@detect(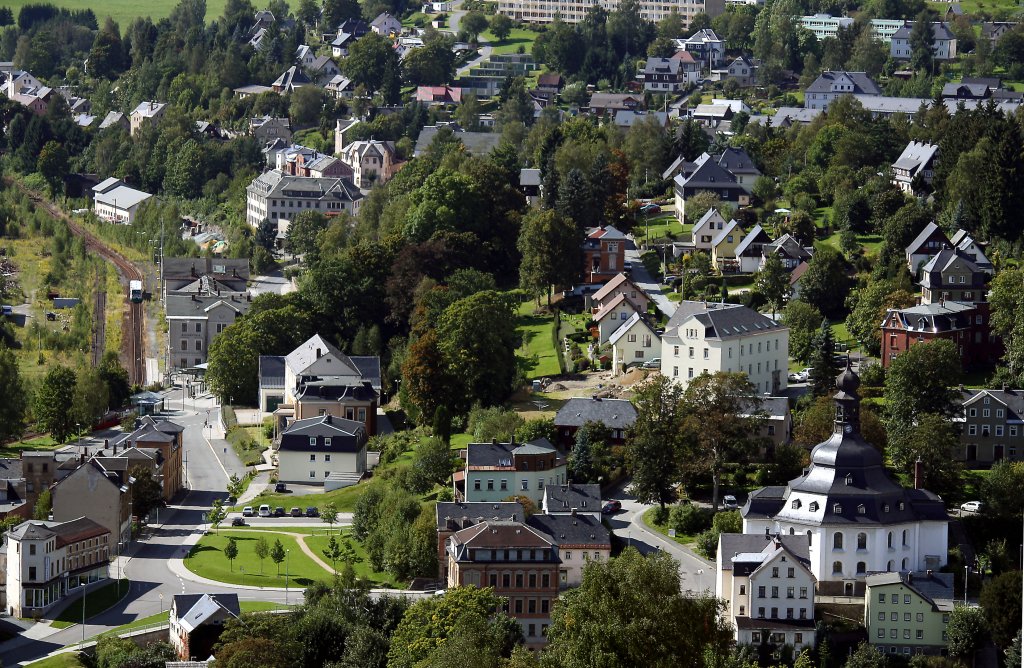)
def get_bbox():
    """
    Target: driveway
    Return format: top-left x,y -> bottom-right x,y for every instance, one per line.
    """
625,238 -> 676,319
